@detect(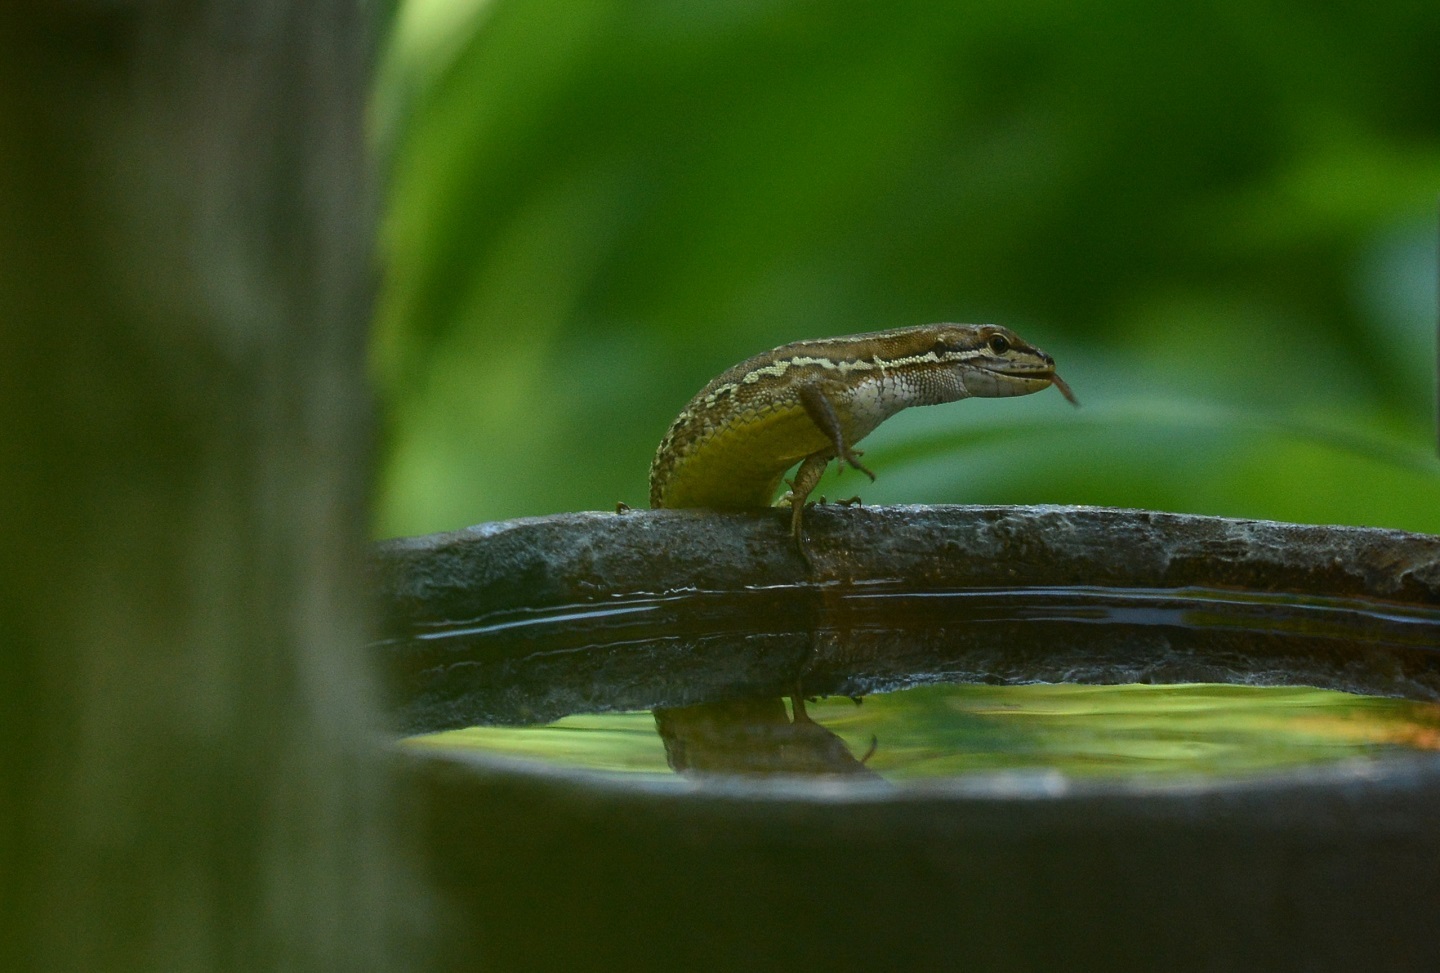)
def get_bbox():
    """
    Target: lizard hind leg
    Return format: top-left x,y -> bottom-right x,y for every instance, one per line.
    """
785,452 -> 832,543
